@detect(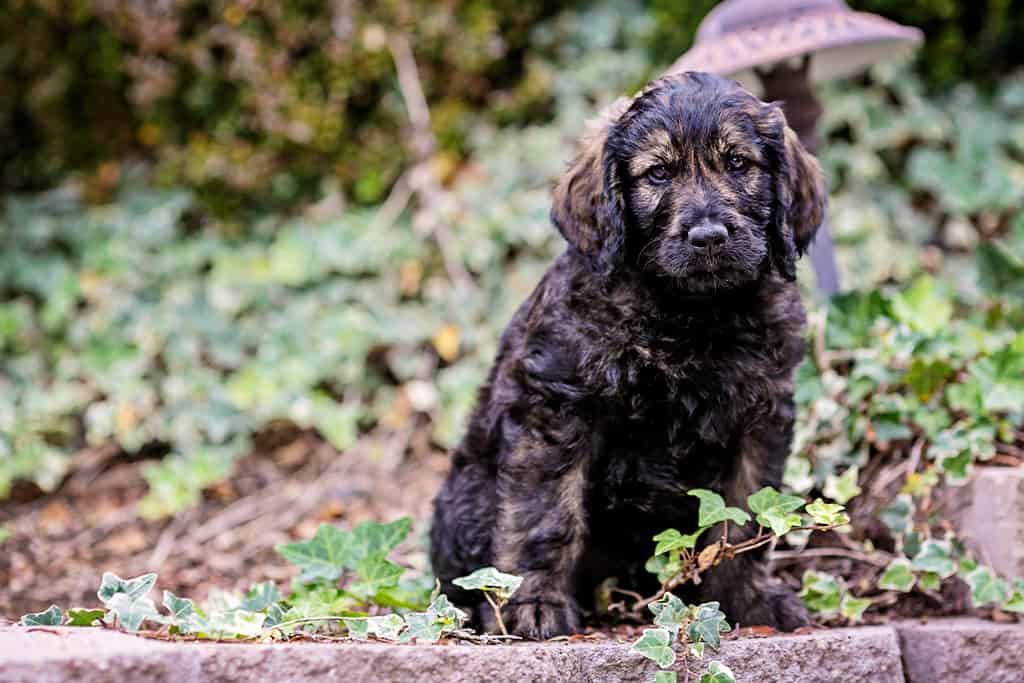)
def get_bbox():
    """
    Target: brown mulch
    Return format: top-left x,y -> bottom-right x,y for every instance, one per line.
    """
0,426 -> 448,619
